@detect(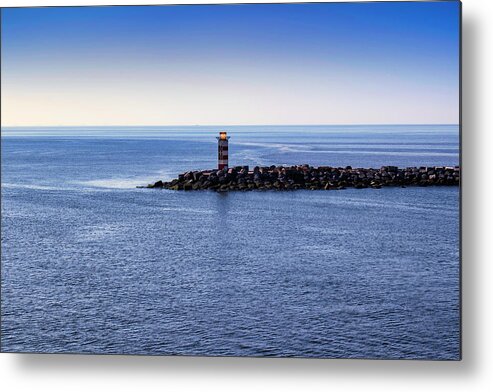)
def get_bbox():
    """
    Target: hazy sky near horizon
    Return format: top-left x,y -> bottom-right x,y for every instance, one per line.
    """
1,2 -> 460,127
